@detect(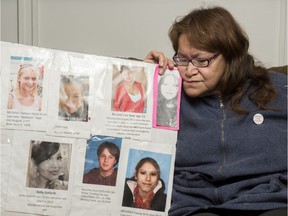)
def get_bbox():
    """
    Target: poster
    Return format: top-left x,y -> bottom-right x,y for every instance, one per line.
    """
45,51 -> 108,139
91,58 -> 155,141
0,41 -> 180,216
5,131 -> 76,216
